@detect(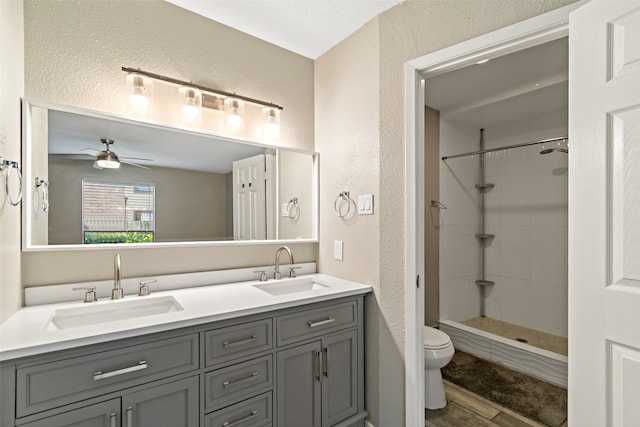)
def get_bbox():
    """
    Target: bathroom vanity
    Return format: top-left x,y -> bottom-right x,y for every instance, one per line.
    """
0,274 -> 370,427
